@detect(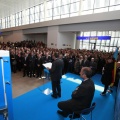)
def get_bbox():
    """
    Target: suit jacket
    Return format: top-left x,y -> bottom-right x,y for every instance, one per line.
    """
66,79 -> 95,111
28,55 -> 36,68
43,56 -> 52,63
22,56 -> 29,67
49,58 -> 64,81
36,57 -> 43,68
89,61 -> 97,71
82,60 -> 90,67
